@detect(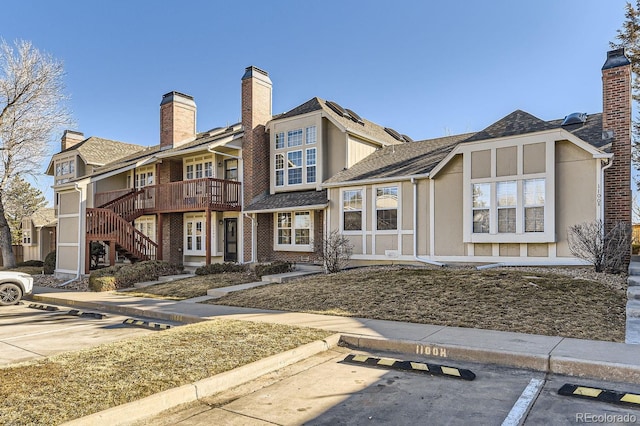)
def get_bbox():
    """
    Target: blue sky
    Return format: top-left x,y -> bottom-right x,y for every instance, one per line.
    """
1,0 -> 631,199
